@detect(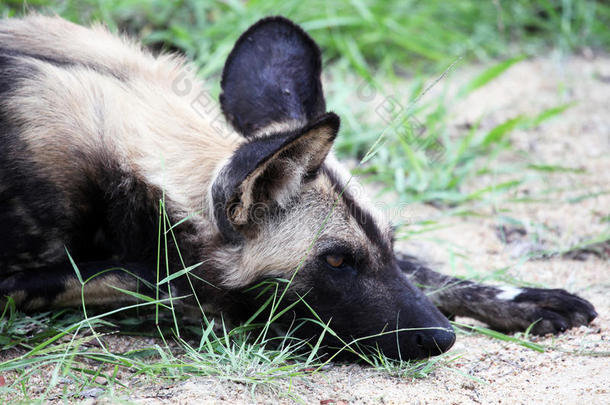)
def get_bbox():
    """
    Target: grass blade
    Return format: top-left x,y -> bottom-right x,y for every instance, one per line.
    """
458,56 -> 526,98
